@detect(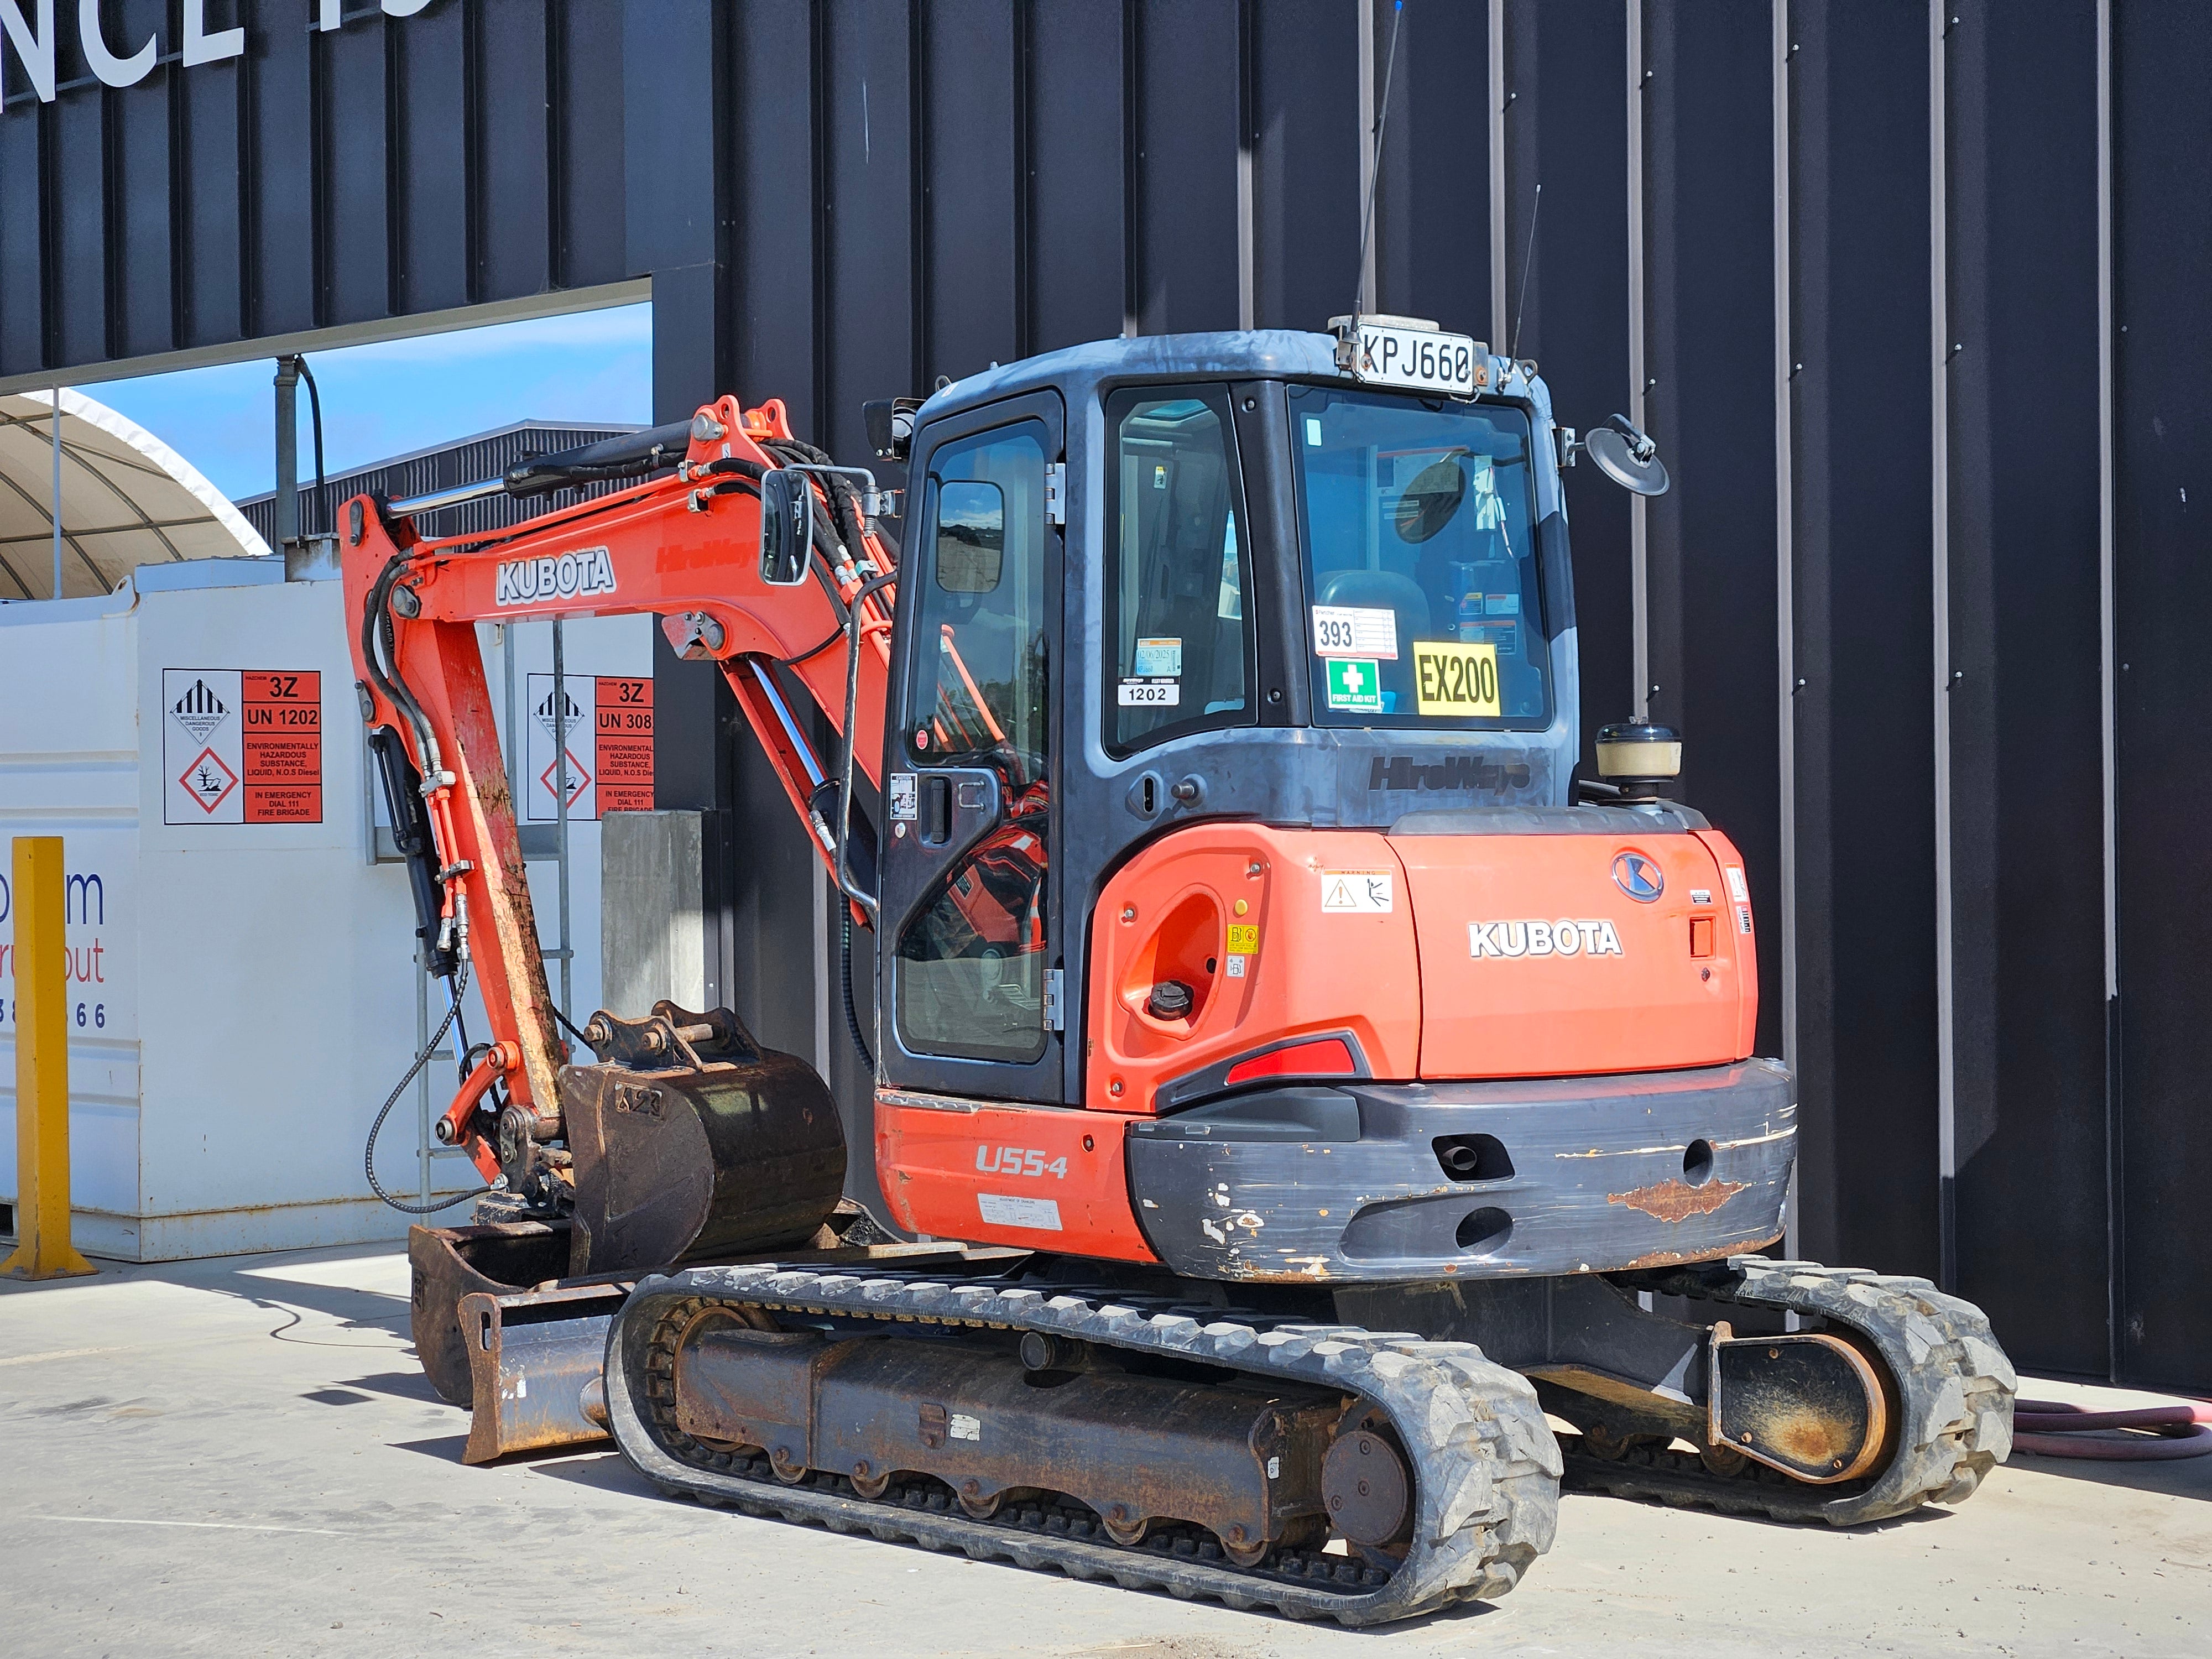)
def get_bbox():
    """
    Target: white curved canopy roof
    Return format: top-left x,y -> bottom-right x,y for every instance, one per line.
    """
0,389 -> 270,602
